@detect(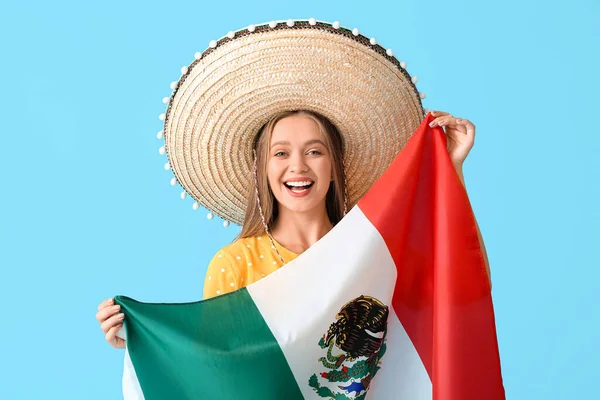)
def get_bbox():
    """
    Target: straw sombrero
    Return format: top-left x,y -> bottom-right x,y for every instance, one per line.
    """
158,19 -> 427,226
